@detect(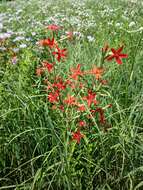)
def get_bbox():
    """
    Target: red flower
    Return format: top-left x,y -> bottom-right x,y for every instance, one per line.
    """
106,46 -> 128,64
78,121 -> 86,127
77,104 -> 86,112
52,47 -> 67,62
65,79 -> 76,89
70,64 -> 83,80
42,61 -> 54,72
36,68 -> 44,76
38,37 -> 57,48
53,78 -> 66,91
44,80 -> 53,91
100,79 -> 108,85
47,91 -> 59,103
72,130 -> 84,144
83,90 -> 97,107
59,105 -> 64,111
47,24 -> 61,31
64,95 -> 76,106
86,66 -> 104,80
